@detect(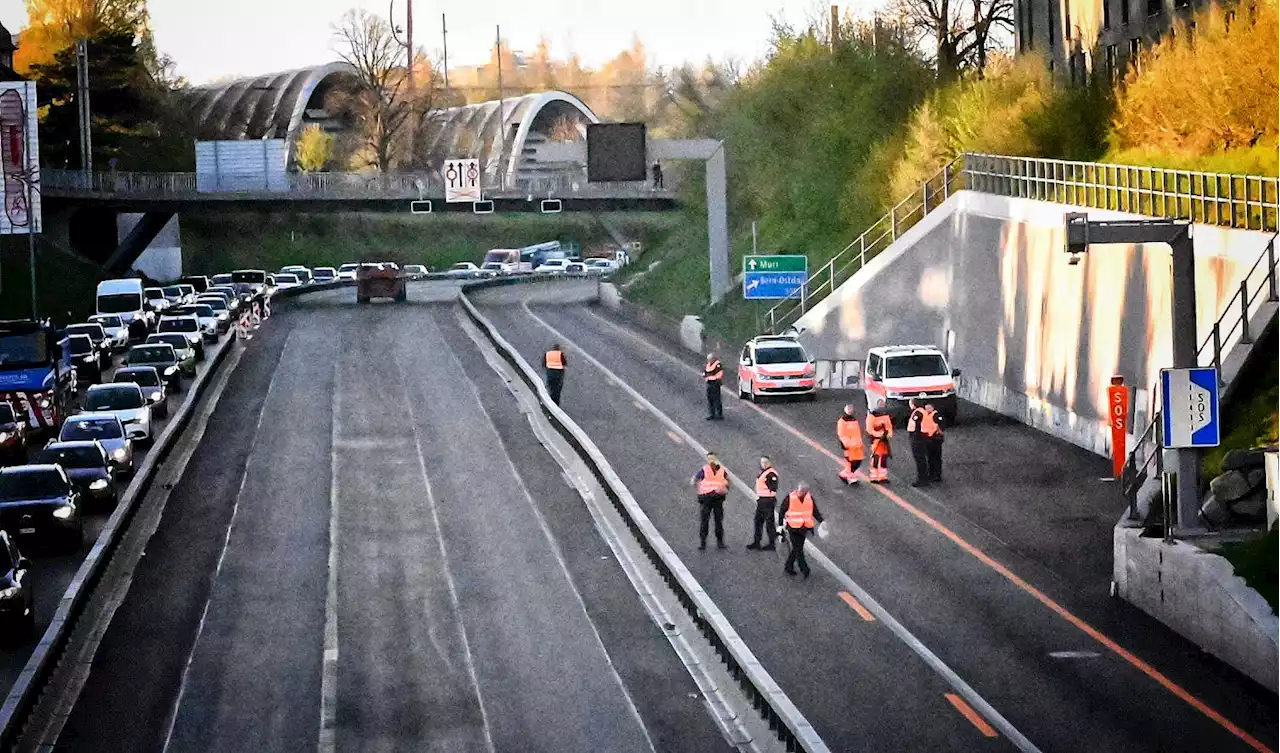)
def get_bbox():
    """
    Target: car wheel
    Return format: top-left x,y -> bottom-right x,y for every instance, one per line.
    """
746,381 -> 757,403
805,392 -> 817,402
737,380 -> 748,400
